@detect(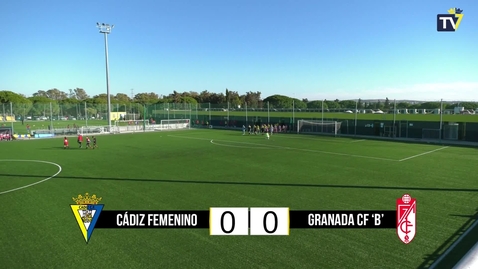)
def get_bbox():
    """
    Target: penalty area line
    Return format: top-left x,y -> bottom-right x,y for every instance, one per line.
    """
210,140 -> 274,149
0,159 -> 62,195
170,134 -> 397,161
398,146 -> 449,162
